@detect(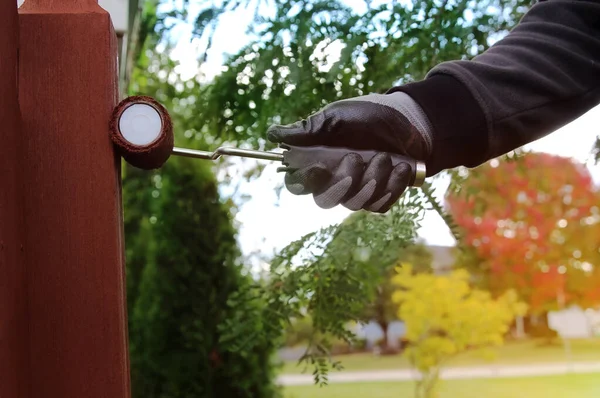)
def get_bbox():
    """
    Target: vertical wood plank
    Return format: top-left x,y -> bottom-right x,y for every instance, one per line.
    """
18,1 -> 131,397
0,0 -> 28,397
